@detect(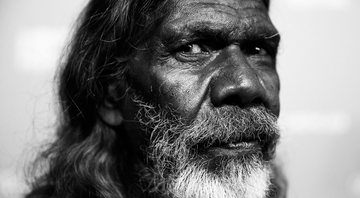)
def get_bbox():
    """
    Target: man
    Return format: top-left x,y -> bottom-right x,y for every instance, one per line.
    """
27,0 -> 286,197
